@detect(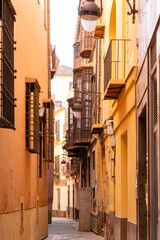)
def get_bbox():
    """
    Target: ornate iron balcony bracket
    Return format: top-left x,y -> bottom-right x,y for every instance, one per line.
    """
126,0 -> 138,24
